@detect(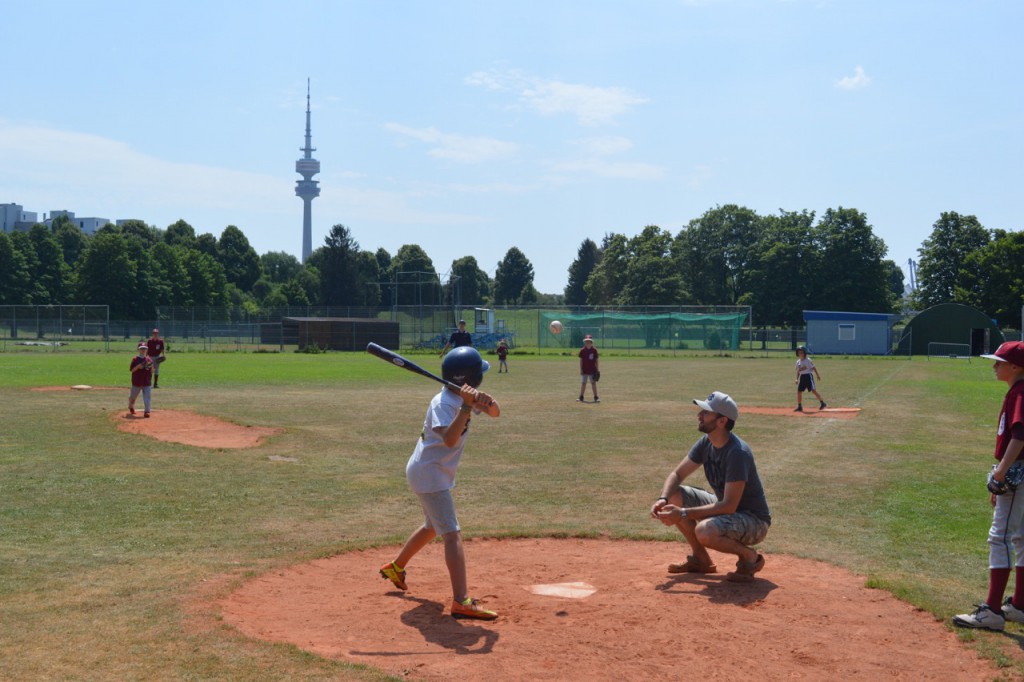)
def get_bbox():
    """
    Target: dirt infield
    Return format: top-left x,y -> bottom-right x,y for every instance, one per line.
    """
745,406 -> 861,419
114,409 -> 283,449
212,538 -> 995,681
